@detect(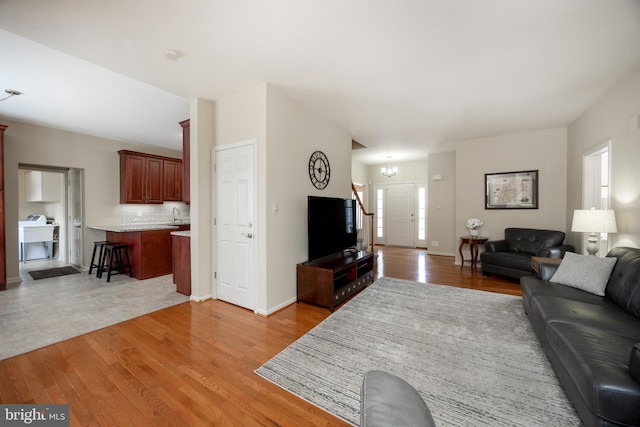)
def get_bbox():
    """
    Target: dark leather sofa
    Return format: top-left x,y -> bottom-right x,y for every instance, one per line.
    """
521,247 -> 640,426
480,228 -> 574,279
